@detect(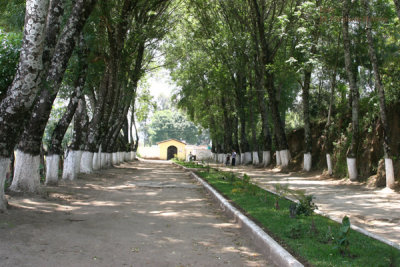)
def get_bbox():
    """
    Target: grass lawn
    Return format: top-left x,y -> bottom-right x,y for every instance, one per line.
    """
175,161 -> 400,267
172,159 -> 207,169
